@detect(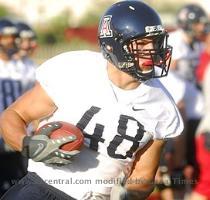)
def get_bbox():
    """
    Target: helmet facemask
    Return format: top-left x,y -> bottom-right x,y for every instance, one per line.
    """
117,33 -> 172,82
